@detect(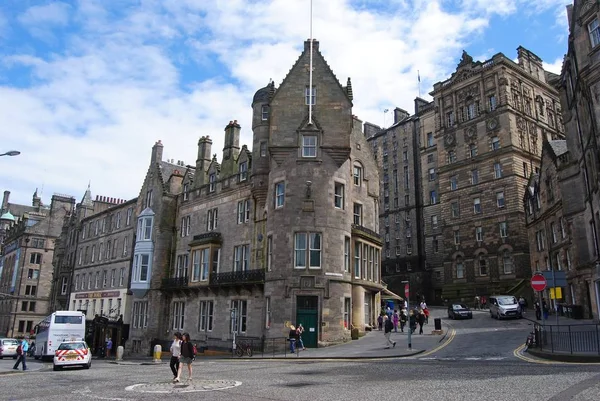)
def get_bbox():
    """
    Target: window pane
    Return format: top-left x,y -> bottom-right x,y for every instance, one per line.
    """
295,233 -> 306,267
